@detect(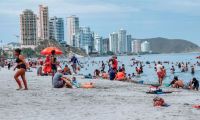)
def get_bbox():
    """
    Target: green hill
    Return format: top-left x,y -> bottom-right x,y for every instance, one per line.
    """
136,37 -> 200,53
